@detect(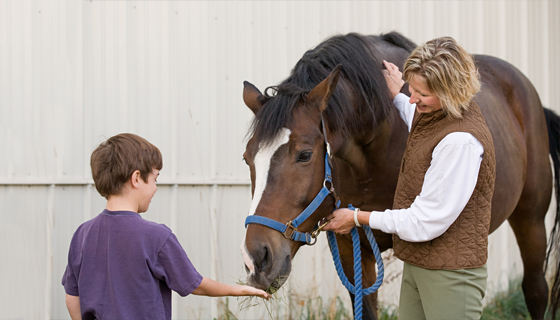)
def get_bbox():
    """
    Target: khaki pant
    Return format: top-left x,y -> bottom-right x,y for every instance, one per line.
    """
399,262 -> 487,320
